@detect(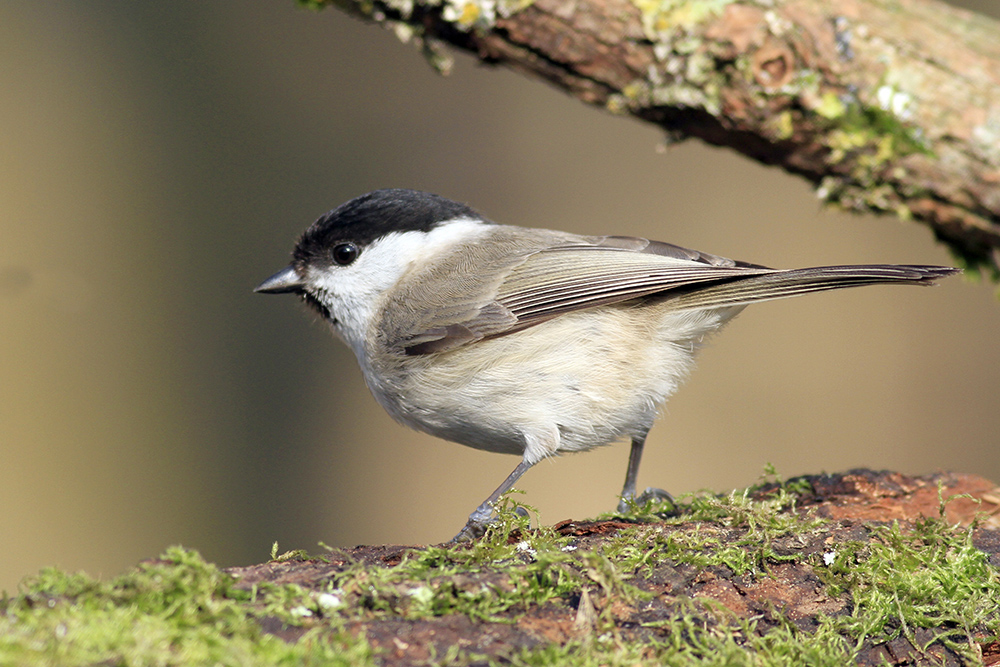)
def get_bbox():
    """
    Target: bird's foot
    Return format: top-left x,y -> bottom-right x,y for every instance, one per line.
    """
449,503 -> 529,543
617,487 -> 675,514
